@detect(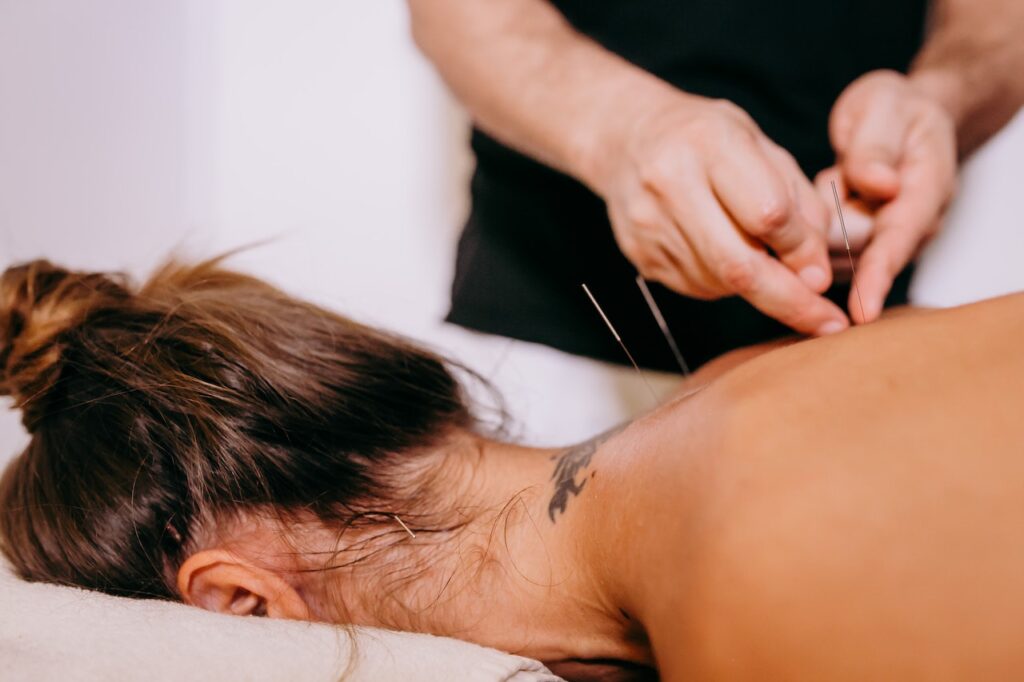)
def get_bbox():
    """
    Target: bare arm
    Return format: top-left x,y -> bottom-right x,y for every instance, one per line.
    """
408,0 -> 847,337
820,0 -> 1024,325
408,0 -> 662,184
911,0 -> 1024,155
